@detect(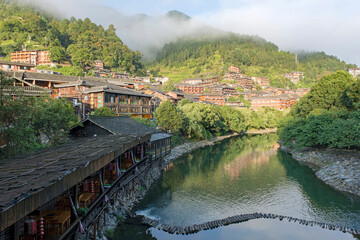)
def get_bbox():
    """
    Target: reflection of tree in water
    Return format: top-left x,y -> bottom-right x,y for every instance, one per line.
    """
278,151 -> 360,228
112,223 -> 157,240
